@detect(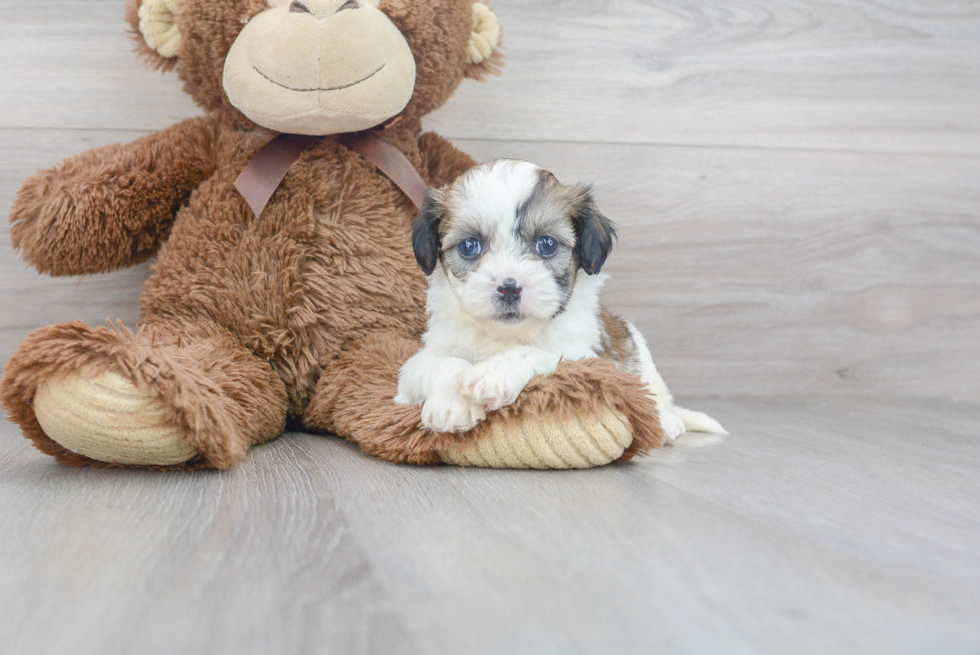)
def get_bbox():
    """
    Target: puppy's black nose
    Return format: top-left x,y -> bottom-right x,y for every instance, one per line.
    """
496,279 -> 522,304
